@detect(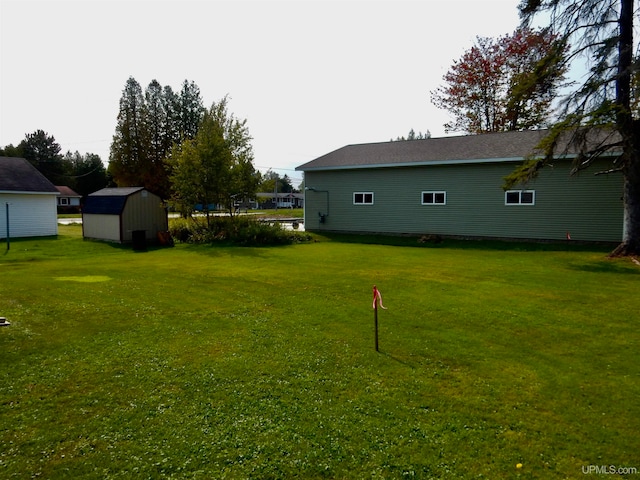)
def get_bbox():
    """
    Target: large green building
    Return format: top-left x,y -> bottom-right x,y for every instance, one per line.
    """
296,130 -> 623,243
